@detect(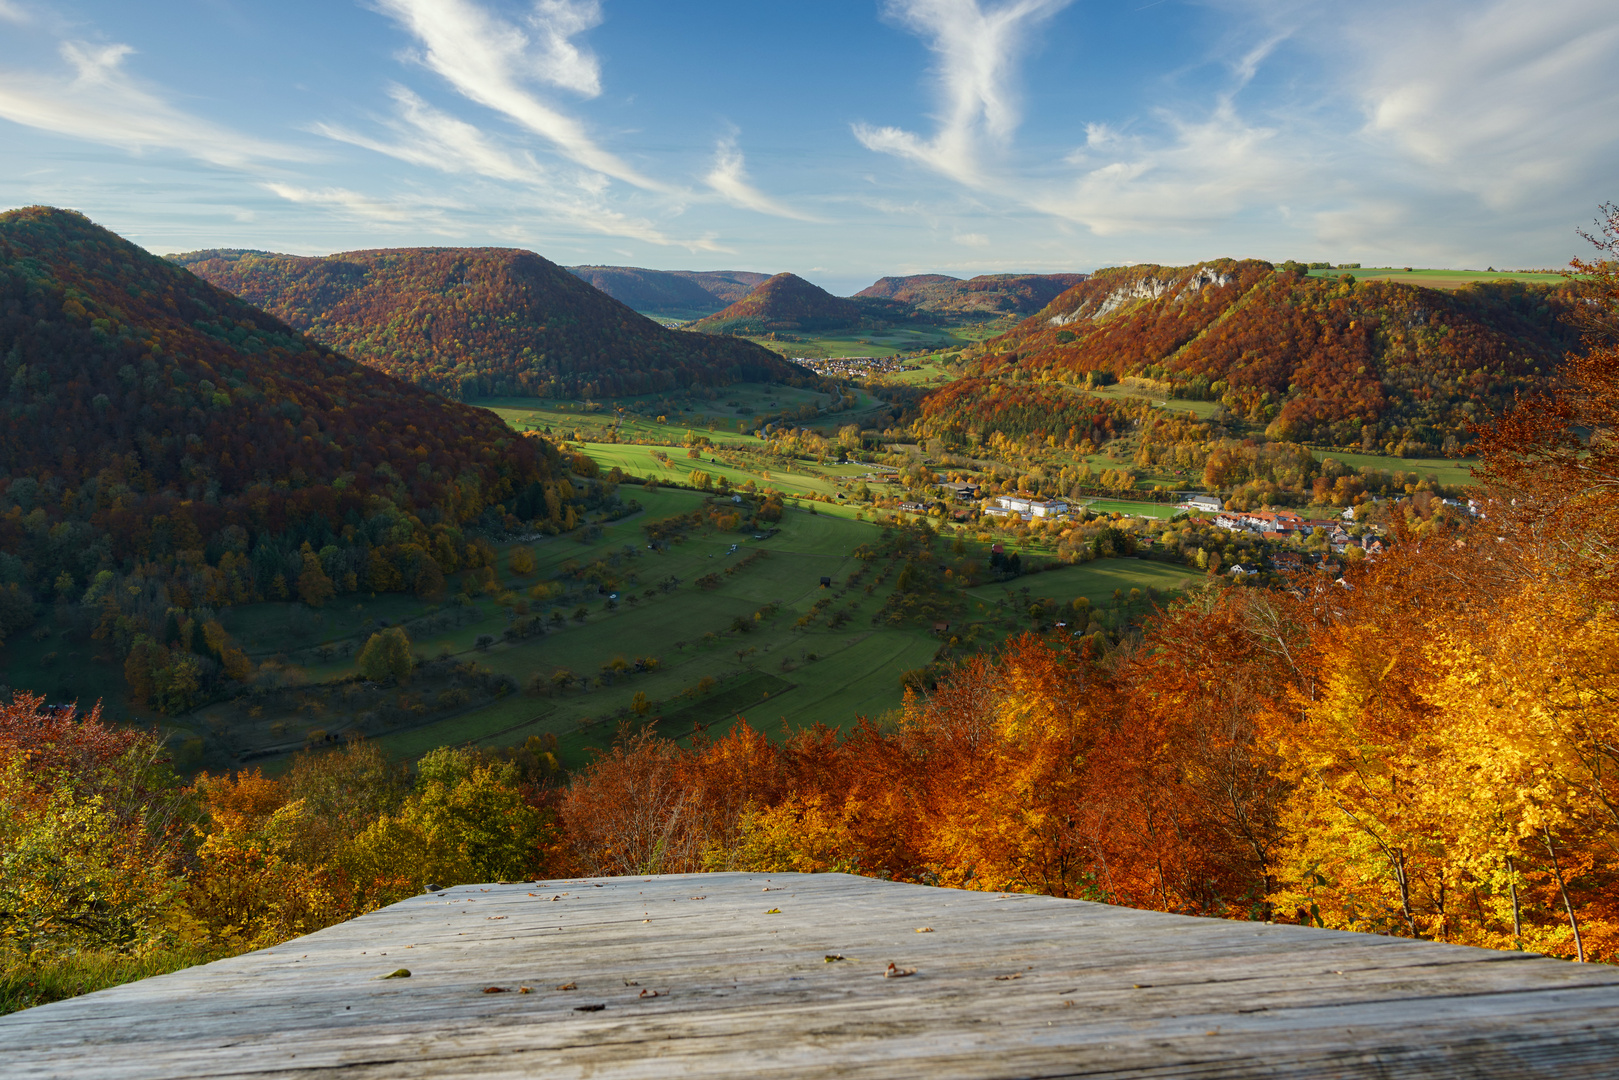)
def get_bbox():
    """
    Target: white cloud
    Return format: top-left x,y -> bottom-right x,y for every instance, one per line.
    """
372,0 -> 665,190
863,0 -> 1619,265
953,232 -> 989,246
854,0 -> 1073,186
1353,0 -> 1619,209
1039,101 -> 1307,236
263,183 -> 460,226
0,1 -> 29,25
315,85 -> 547,184
0,40 -> 294,168
704,134 -> 820,221
313,86 -> 701,248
